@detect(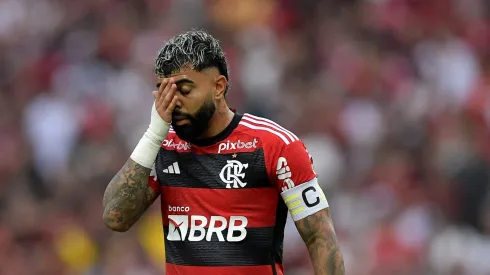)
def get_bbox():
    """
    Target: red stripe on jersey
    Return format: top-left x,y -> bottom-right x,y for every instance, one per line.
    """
148,176 -> 160,193
160,132 -> 192,151
161,186 -> 279,228
161,131 -> 263,155
165,263 -> 284,275
190,132 -> 262,155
